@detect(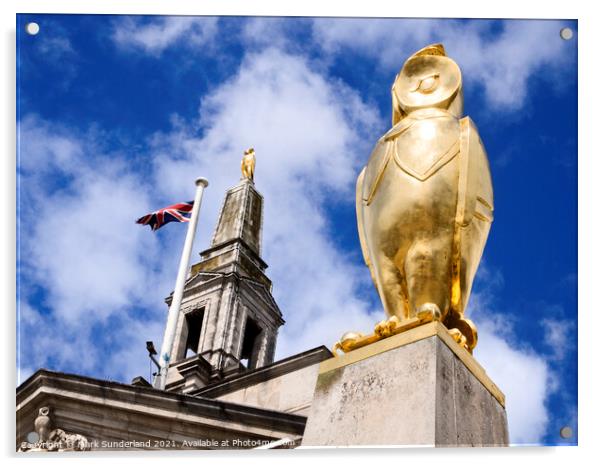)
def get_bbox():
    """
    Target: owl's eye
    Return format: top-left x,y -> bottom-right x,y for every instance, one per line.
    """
413,74 -> 440,94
